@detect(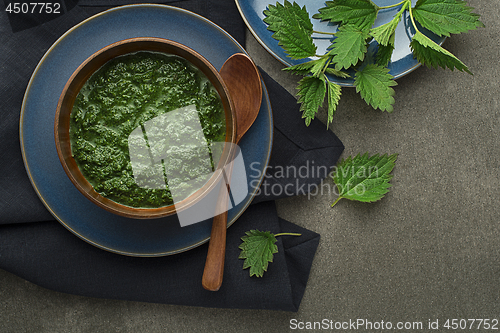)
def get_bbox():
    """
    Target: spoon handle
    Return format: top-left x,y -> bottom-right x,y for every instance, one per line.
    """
202,161 -> 234,291
202,53 -> 261,291
202,212 -> 227,291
